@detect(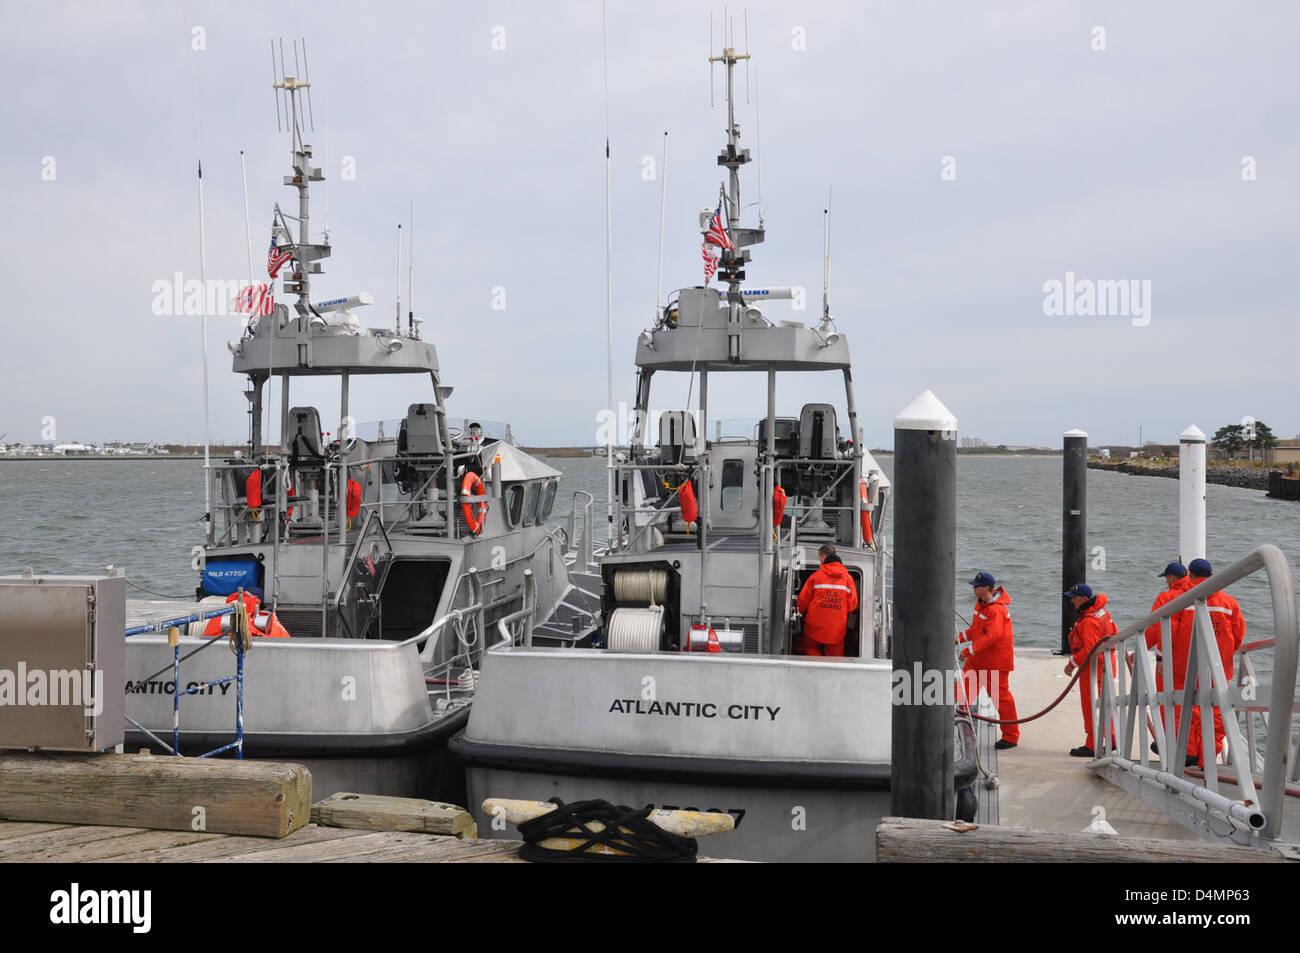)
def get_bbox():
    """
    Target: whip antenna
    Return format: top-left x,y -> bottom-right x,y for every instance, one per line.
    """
603,0 -> 615,544
655,131 -> 668,319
